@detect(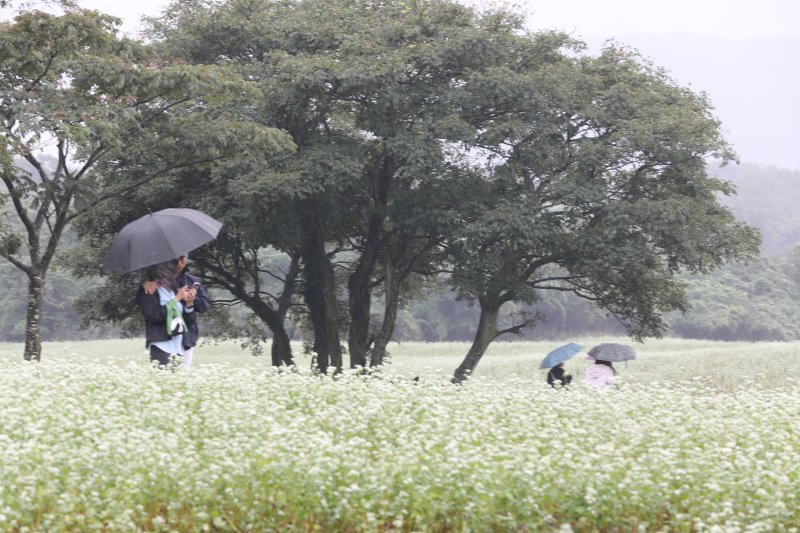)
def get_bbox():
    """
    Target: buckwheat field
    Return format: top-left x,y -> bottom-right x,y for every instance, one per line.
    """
1,338 -> 798,531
